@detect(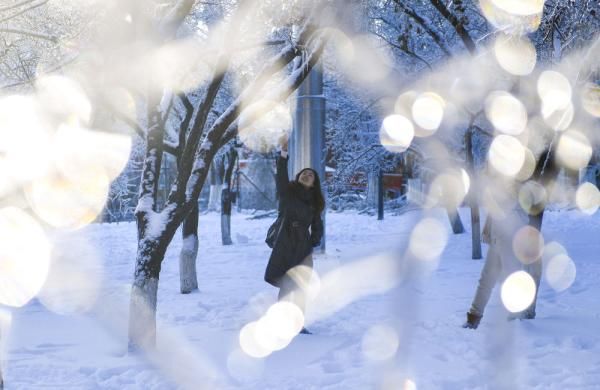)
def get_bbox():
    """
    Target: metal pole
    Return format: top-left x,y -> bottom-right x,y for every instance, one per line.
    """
465,128 -> 482,259
235,150 -> 242,212
377,169 -> 384,220
290,63 -> 326,251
